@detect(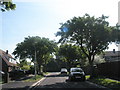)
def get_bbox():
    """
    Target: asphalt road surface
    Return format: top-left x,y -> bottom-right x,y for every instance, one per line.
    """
31,72 -> 104,89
